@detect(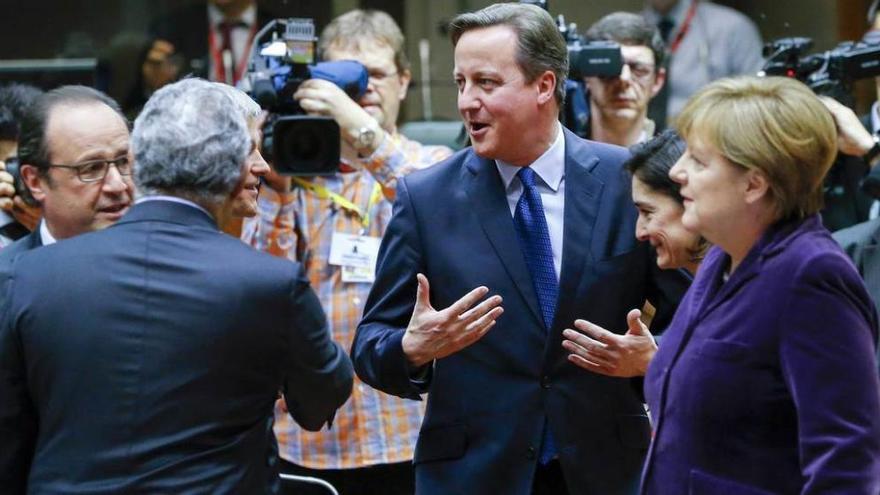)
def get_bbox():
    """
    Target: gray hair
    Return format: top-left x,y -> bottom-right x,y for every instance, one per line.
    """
585,12 -> 666,69
448,3 -> 568,105
215,83 -> 262,122
132,78 -> 249,205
